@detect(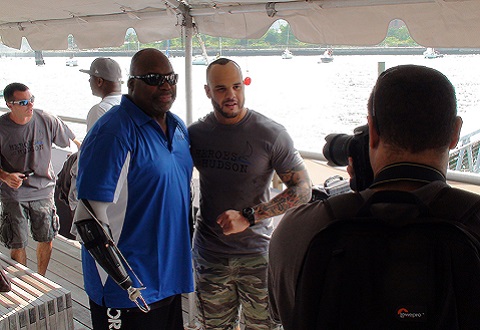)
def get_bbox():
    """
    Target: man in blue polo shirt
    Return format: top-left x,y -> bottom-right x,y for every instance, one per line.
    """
73,48 -> 193,329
